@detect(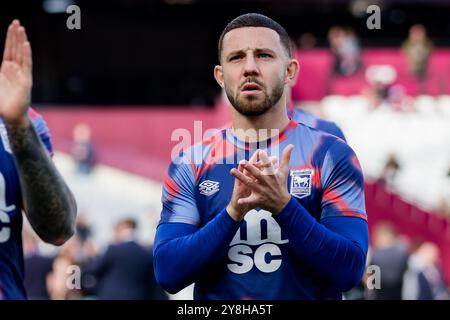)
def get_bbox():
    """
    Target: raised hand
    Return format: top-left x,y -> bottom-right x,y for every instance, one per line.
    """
0,20 -> 32,127
230,144 -> 294,214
